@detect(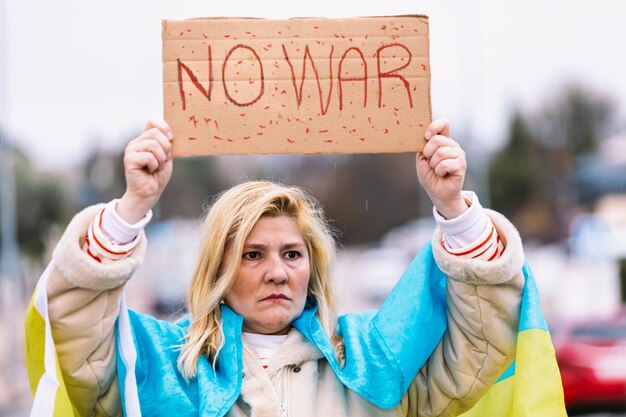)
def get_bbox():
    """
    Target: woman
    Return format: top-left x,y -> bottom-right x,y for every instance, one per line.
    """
31,118 -> 524,416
